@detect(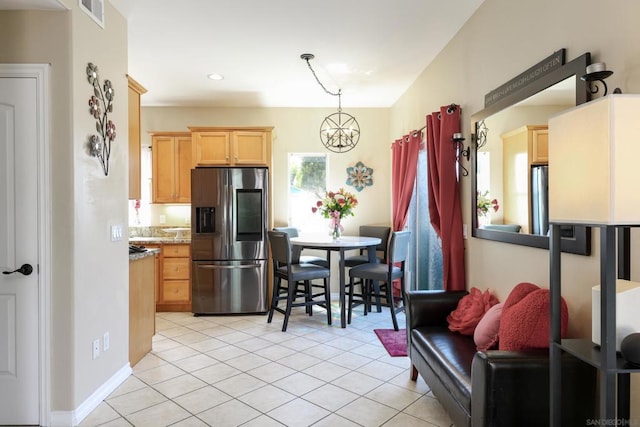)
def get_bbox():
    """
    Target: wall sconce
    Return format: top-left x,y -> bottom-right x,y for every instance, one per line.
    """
301,53 -> 360,153
475,120 -> 488,149
580,62 -> 620,96
452,132 -> 470,176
